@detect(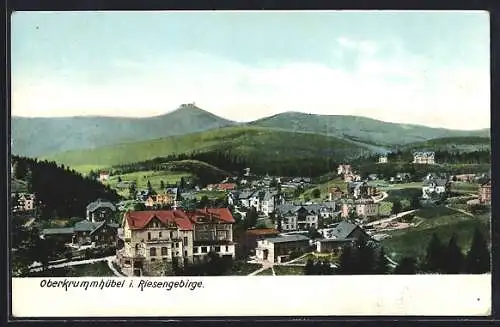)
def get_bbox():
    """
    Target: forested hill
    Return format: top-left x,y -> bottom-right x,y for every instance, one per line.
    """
250,111 -> 490,147
45,126 -> 372,177
11,104 -> 235,157
11,156 -> 120,220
